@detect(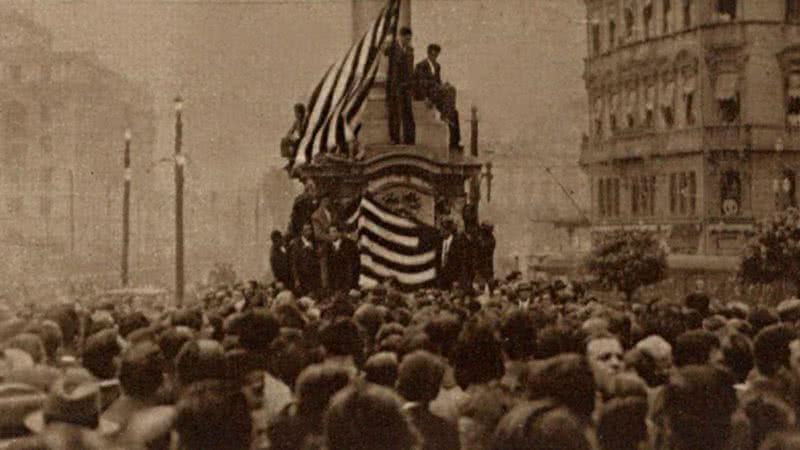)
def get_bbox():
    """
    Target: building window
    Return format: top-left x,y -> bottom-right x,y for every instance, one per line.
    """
612,178 -> 621,216
683,72 -> 697,126
624,7 -> 635,40
609,19 -> 616,48
788,73 -> 800,126
5,101 -> 27,138
40,196 -> 52,217
631,177 -> 640,215
678,171 -> 698,215
789,0 -> 800,22
715,73 -> 739,124
7,65 -> 21,83
663,0 -> 672,32
721,170 -> 742,216
669,173 -> 678,213
678,173 -> 688,214
593,98 -> 604,137
643,2 -> 653,39
683,0 -> 693,27
599,179 -> 607,217
7,197 -> 22,215
644,84 -> 655,128
610,93 -> 619,134
626,86 -> 637,129
591,23 -> 601,55
717,0 -> 736,21
661,77 -> 675,128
